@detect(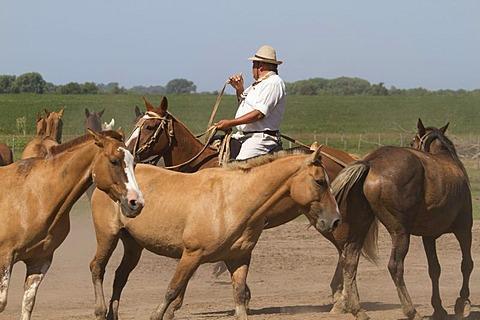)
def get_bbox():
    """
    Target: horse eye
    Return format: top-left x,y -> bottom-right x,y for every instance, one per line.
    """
315,179 -> 327,187
145,125 -> 155,130
110,158 -> 120,166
